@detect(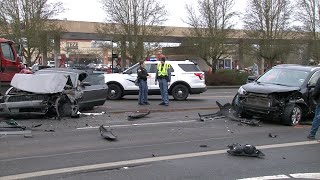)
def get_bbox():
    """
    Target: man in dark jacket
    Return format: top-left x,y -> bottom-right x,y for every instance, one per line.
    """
308,77 -> 320,139
137,60 -> 149,105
